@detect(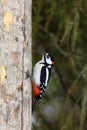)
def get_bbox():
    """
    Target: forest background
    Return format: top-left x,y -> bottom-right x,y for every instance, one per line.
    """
32,0 -> 87,130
